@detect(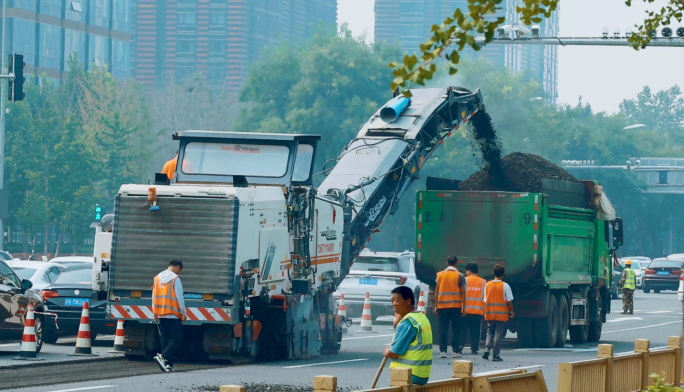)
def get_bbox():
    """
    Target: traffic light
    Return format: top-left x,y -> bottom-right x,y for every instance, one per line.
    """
8,53 -> 25,102
94,204 -> 103,222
